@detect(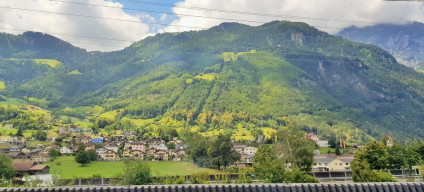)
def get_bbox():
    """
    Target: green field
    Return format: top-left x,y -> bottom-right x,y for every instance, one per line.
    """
34,59 -> 62,68
0,97 -> 27,105
48,156 -> 224,179
318,147 -> 345,155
